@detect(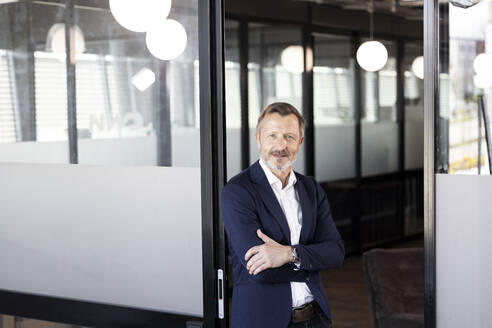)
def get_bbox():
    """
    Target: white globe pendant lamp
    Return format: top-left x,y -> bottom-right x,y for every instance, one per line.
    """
109,0 -> 171,33
280,45 -> 313,74
146,19 -> 188,60
46,23 -> 86,54
411,56 -> 424,79
473,53 -> 492,89
356,0 -> 388,72
473,53 -> 492,76
357,41 -> 388,72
